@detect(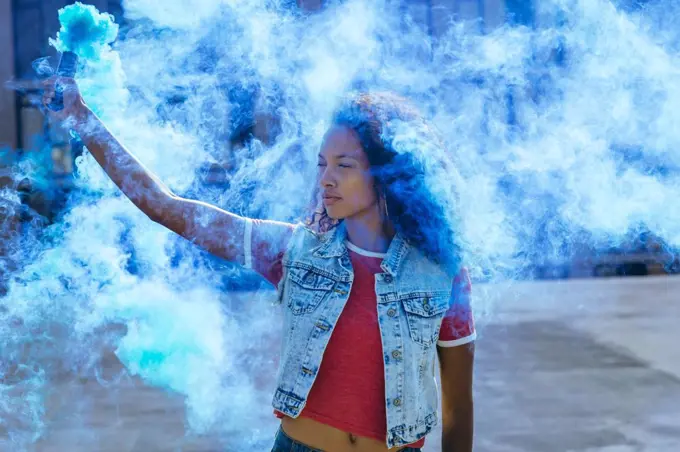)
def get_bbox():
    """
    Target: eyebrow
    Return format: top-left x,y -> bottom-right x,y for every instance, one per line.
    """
317,154 -> 359,160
